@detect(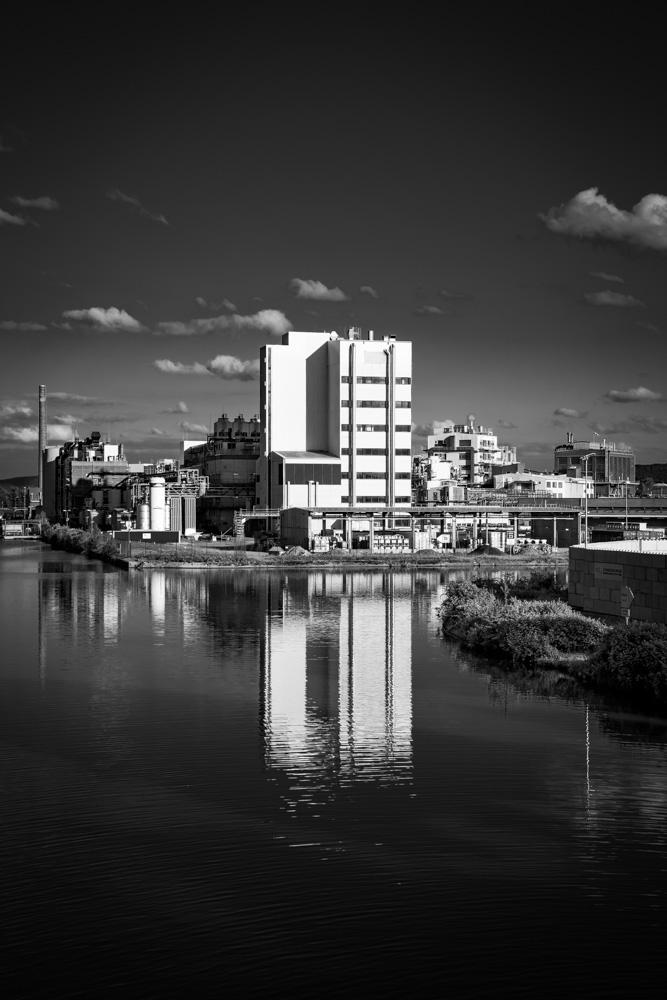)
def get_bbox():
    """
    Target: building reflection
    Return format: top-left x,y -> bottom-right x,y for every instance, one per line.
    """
260,571 -> 413,809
